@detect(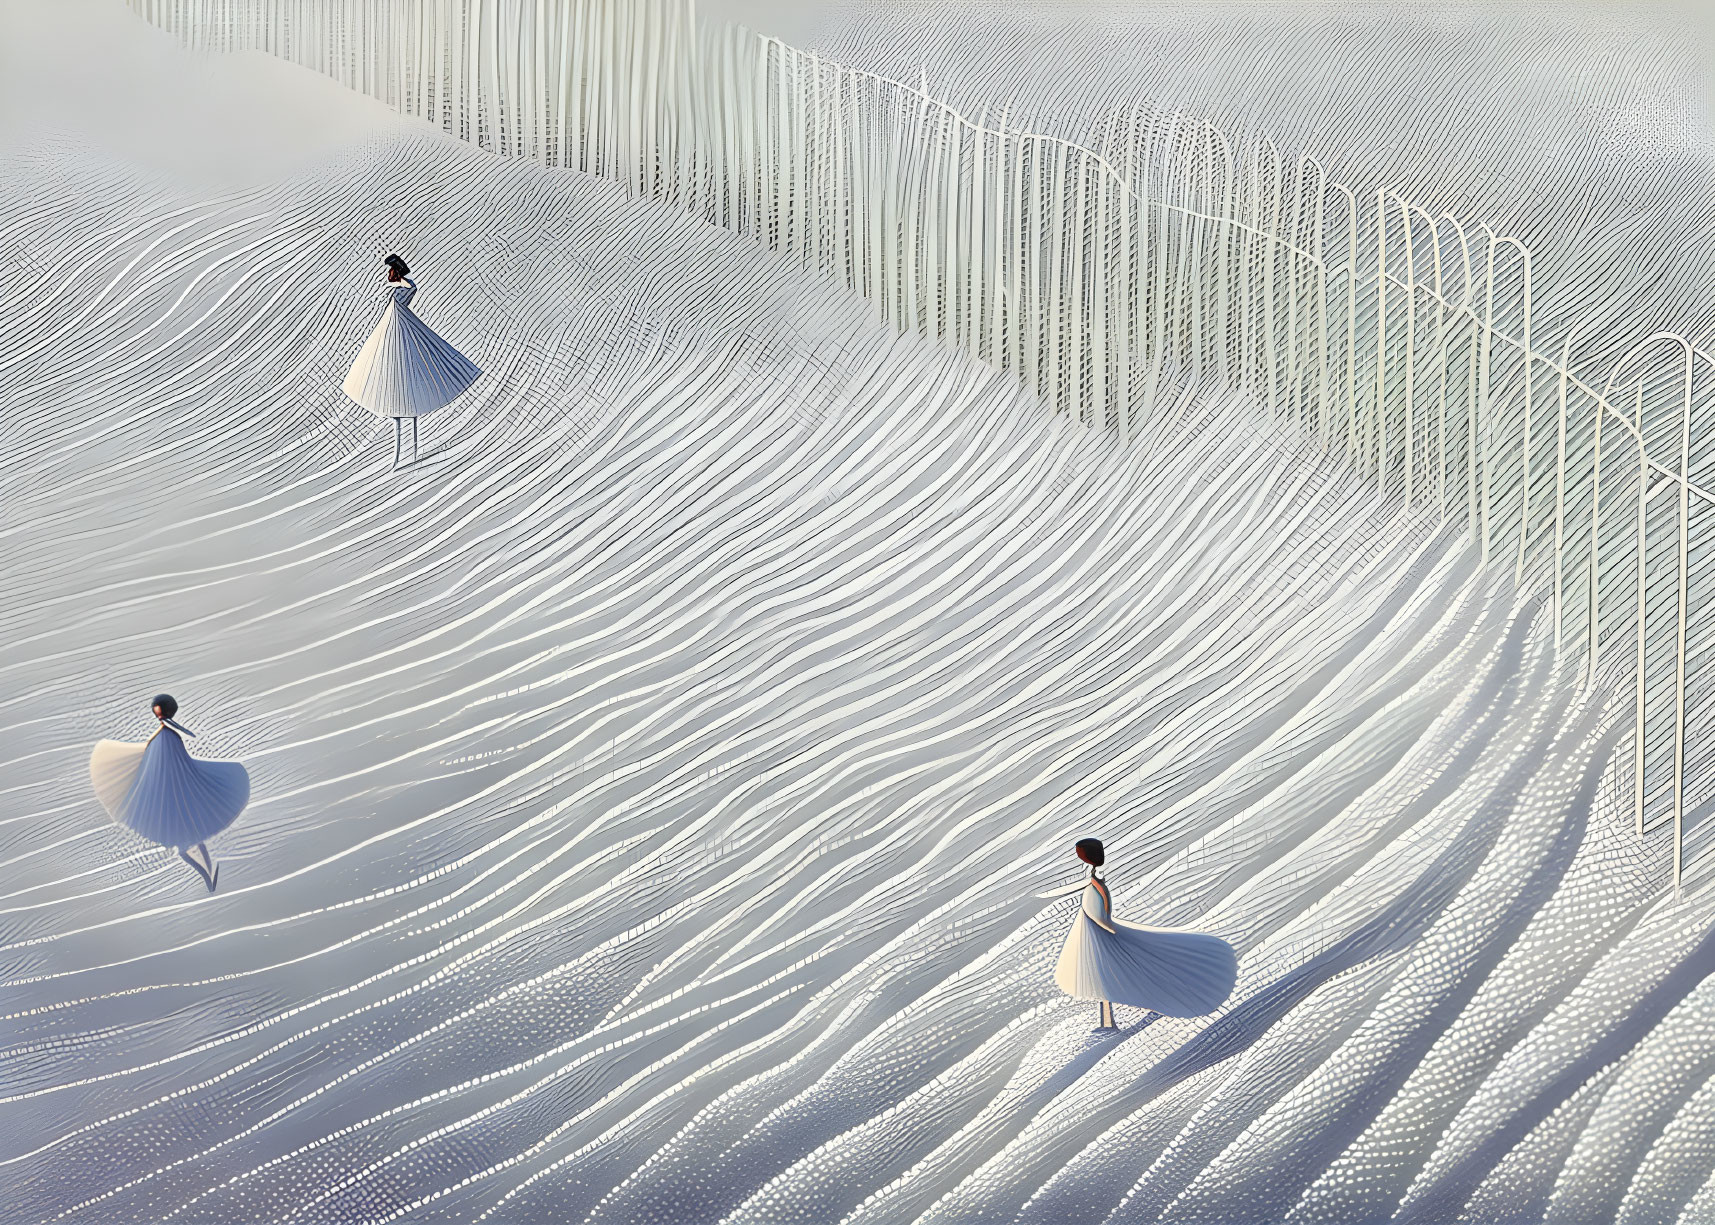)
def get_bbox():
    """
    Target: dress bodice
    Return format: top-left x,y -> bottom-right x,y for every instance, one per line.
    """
388,278 -> 417,308
1081,878 -> 1114,925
